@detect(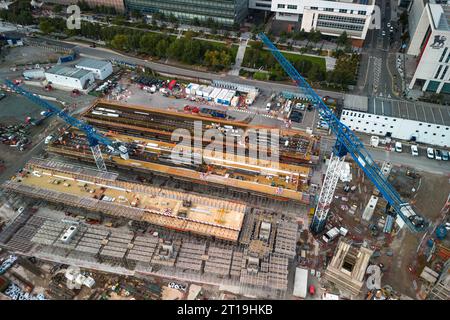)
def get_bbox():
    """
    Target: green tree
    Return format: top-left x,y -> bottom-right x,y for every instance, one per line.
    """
39,20 -> 54,34
130,9 -> 142,19
337,31 -> 351,48
111,34 -> 128,50
204,50 -> 231,70
167,38 -> 186,60
155,39 -> 168,58
308,28 -> 322,45
53,4 -> 63,13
